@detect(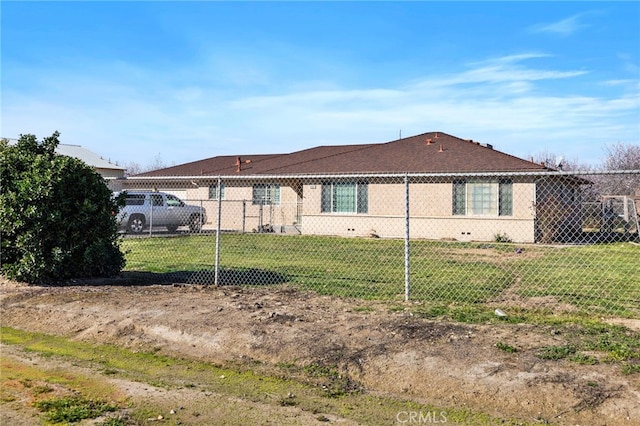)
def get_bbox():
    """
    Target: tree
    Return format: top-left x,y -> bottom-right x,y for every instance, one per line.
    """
1,132 -> 125,284
603,142 -> 640,171
530,149 -> 592,172
123,153 -> 176,176
595,142 -> 640,196
532,145 -> 640,199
